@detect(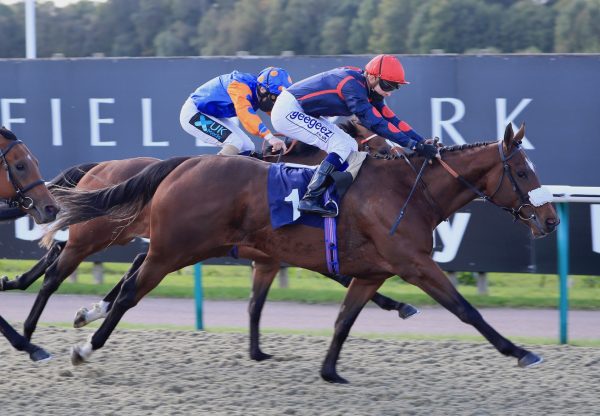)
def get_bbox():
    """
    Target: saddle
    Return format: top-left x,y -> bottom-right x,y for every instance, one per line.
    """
267,152 -> 368,229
